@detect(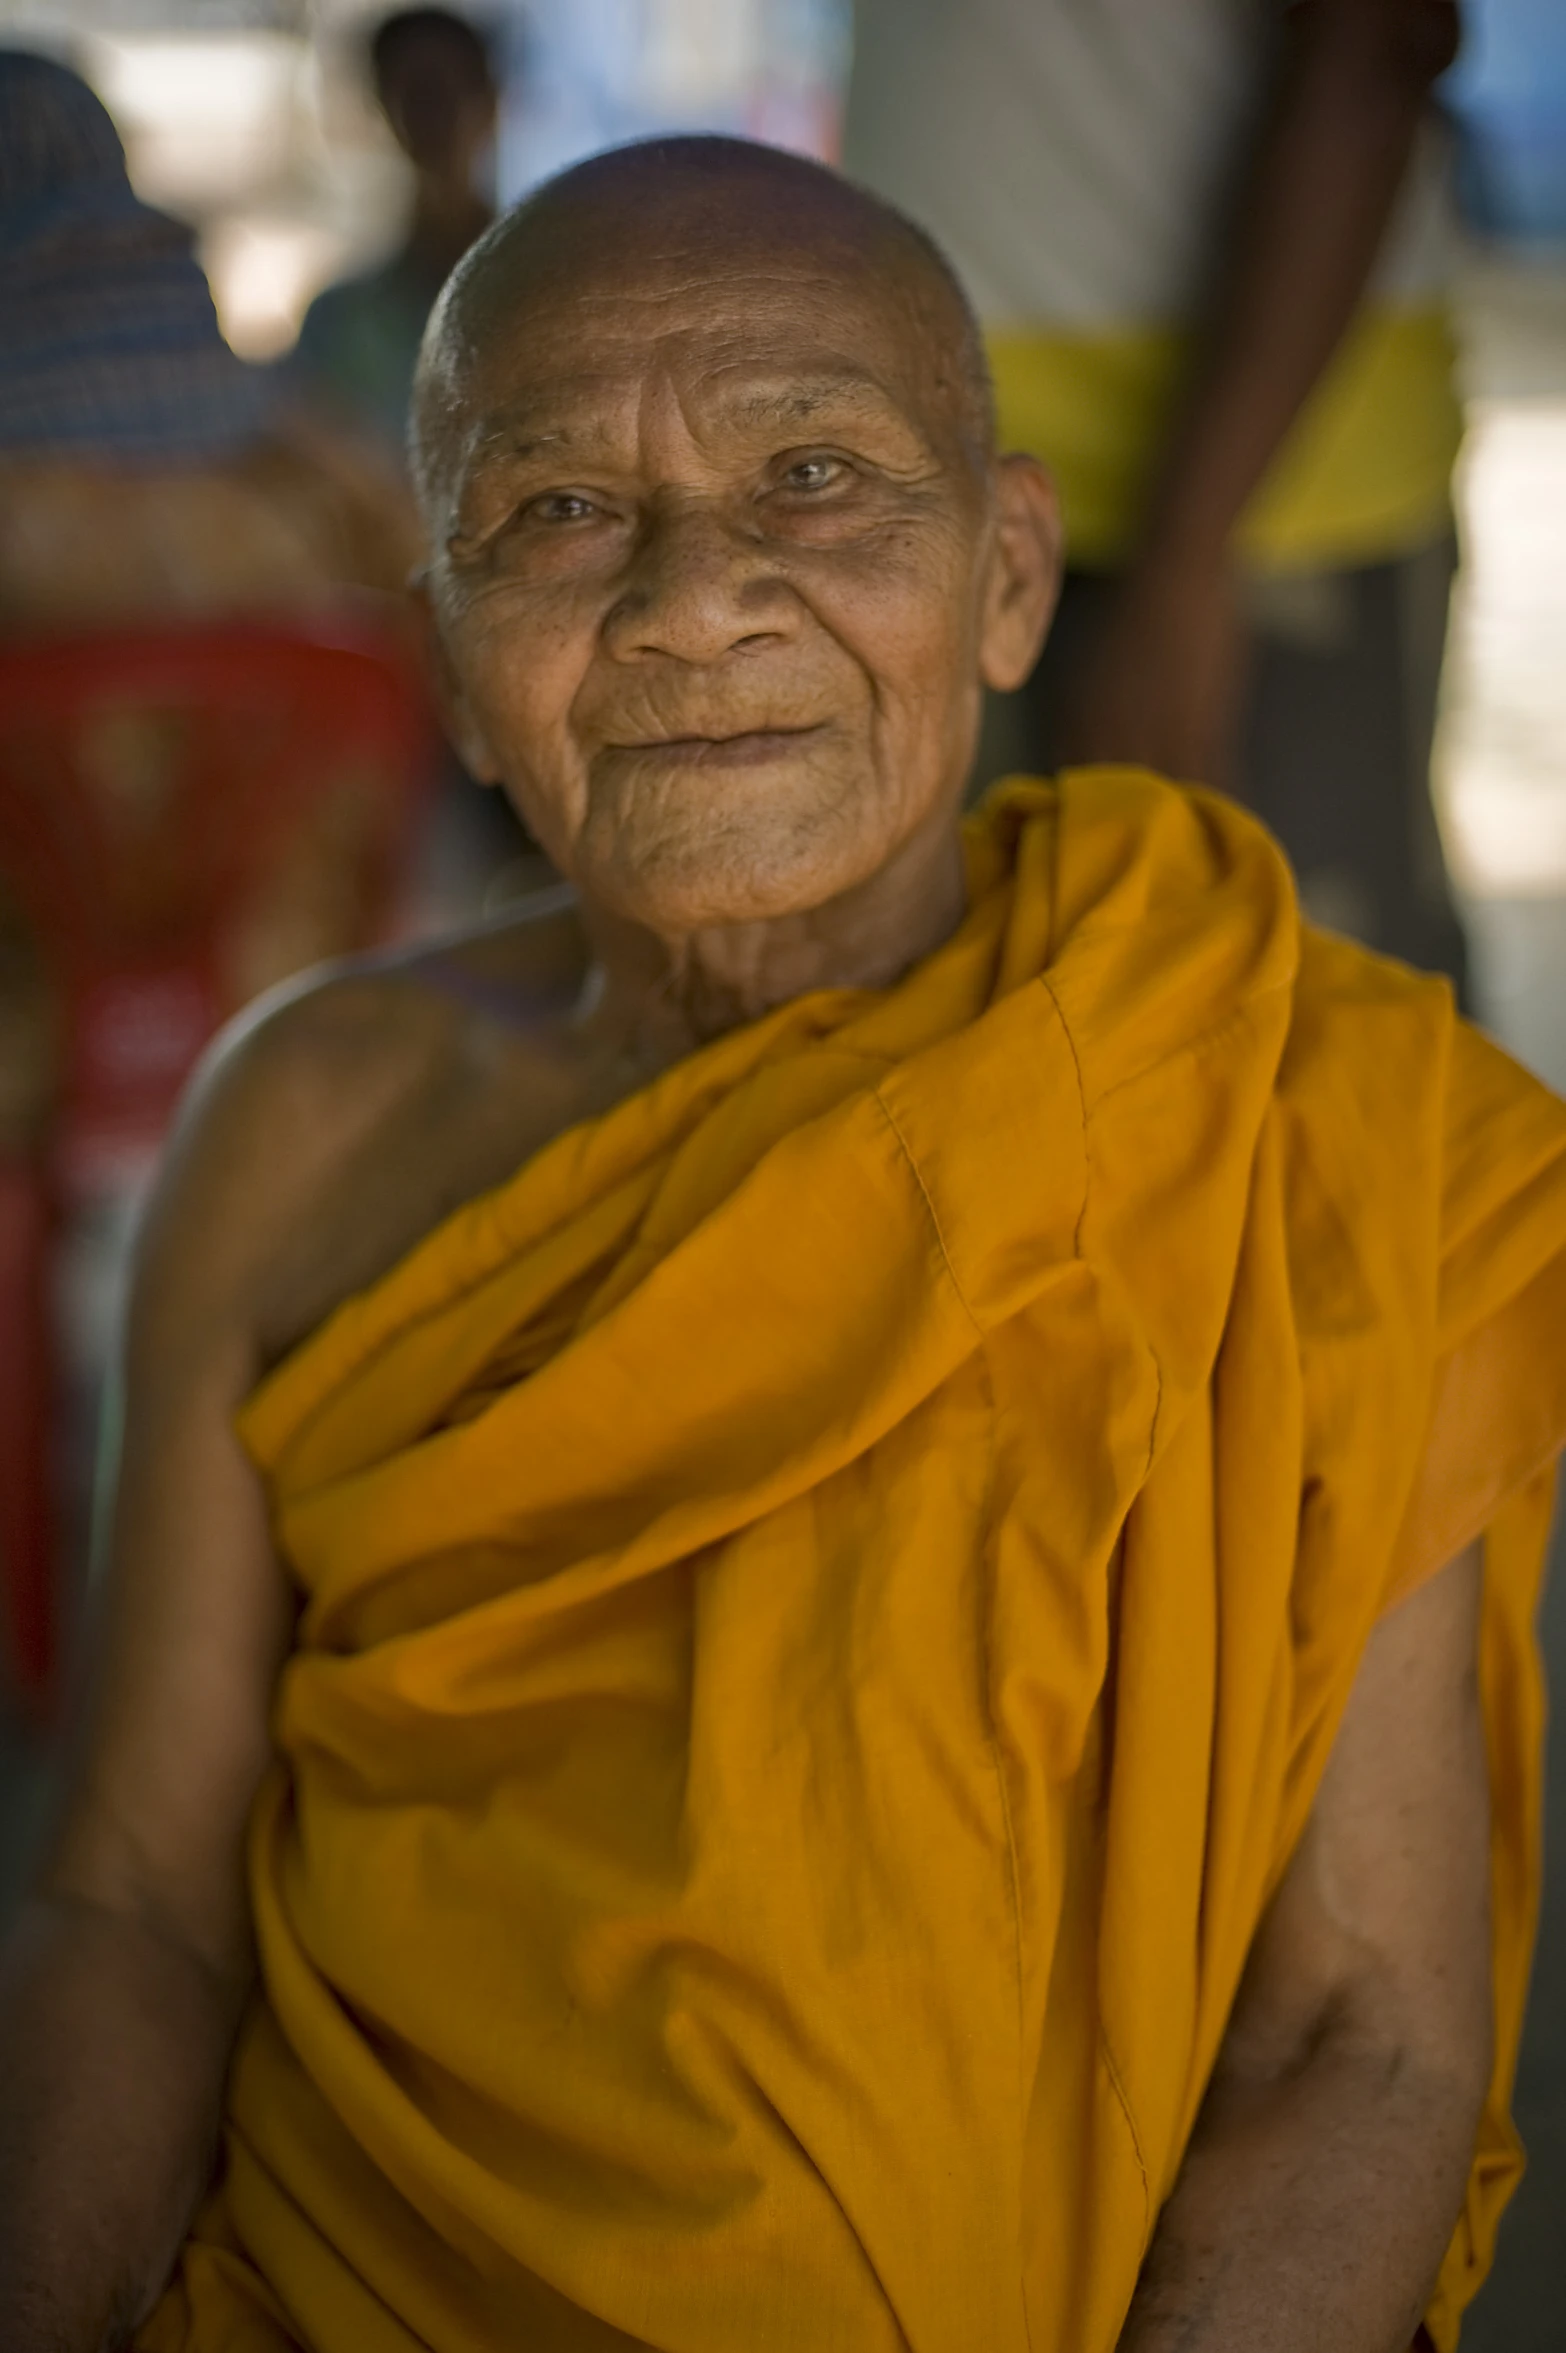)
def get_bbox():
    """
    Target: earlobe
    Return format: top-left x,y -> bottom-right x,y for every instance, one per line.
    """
410,574 -> 503,784
977,454 -> 1063,695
